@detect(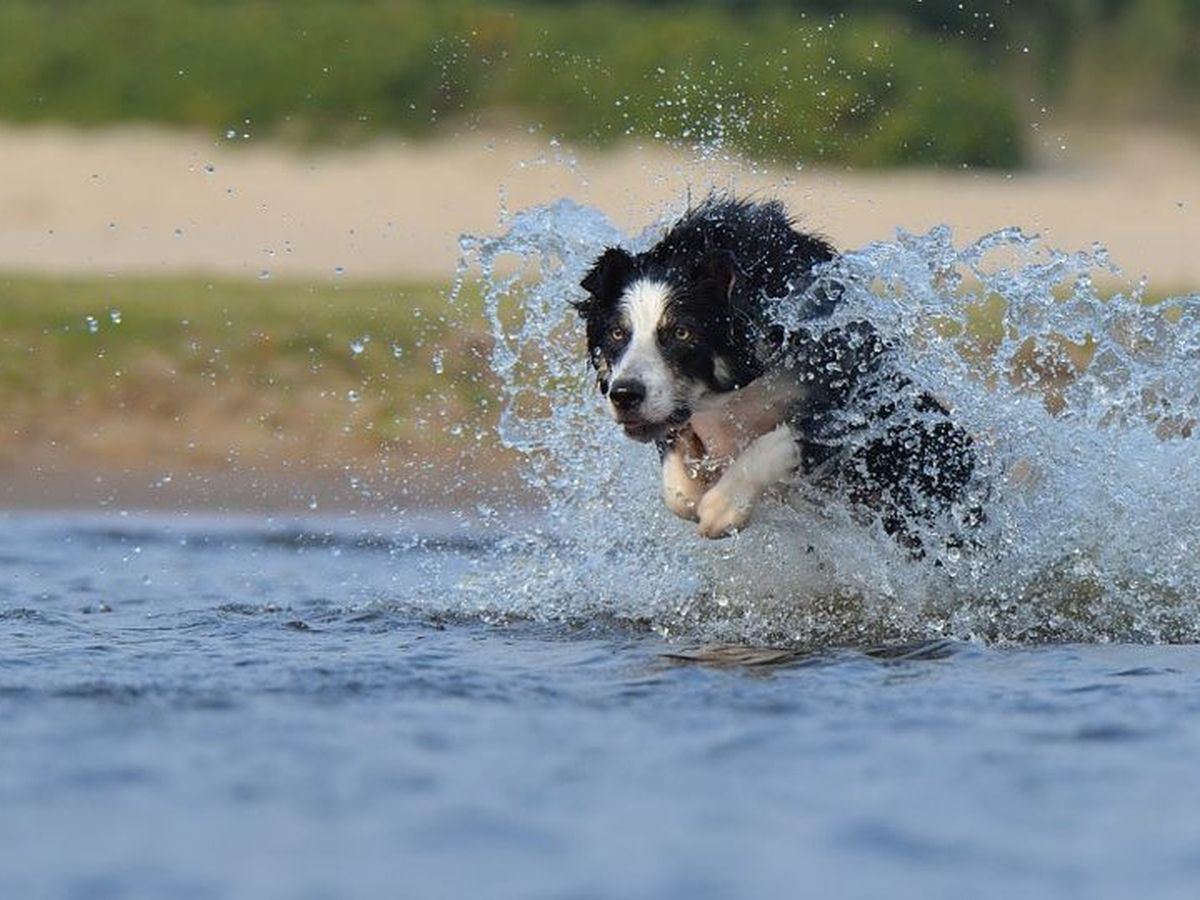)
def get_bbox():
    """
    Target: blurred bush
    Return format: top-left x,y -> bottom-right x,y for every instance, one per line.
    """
4,1 -> 1195,168
0,0 -> 1028,166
